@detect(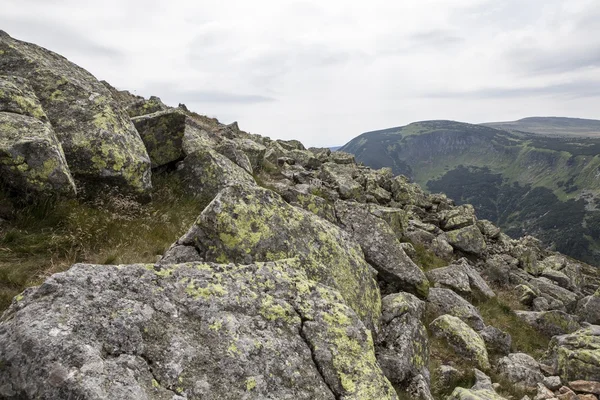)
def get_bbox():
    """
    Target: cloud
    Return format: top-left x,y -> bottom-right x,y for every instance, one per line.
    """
425,79 -> 600,99
0,16 -> 123,60
1,0 -> 598,147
